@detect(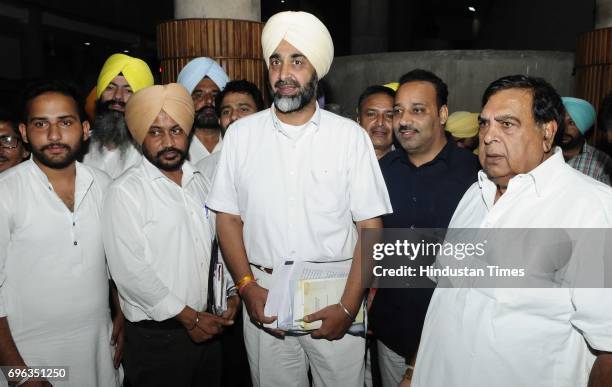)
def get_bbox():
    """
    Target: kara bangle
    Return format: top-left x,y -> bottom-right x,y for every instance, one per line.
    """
226,286 -> 239,298
15,376 -> 31,387
338,301 -> 356,322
